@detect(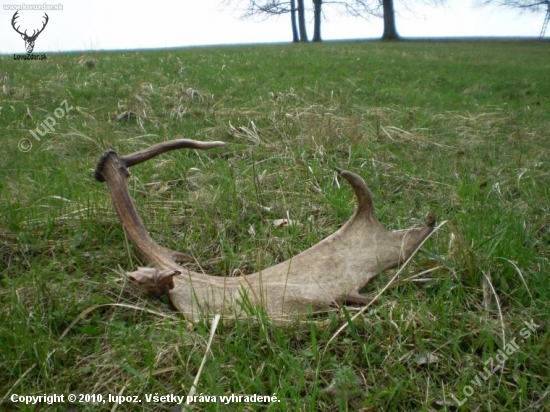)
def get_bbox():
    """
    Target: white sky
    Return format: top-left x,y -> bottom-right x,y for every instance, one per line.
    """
0,0 -> 547,54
